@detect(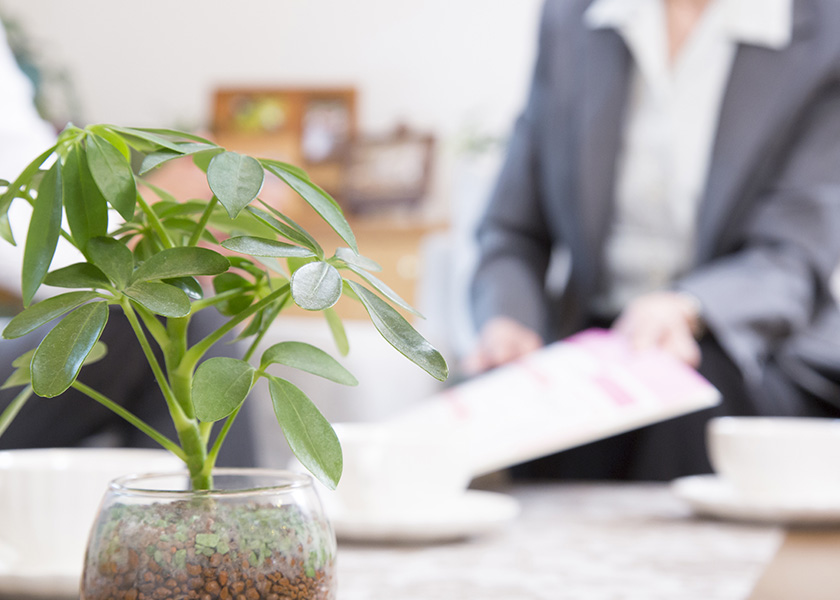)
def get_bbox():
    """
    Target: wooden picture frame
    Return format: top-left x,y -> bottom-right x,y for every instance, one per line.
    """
342,126 -> 434,215
212,87 -> 357,196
